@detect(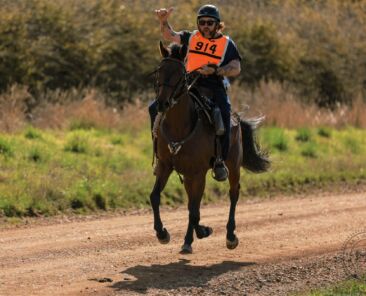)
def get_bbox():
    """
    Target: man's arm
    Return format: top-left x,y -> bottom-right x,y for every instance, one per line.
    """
155,8 -> 181,44
216,60 -> 241,77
